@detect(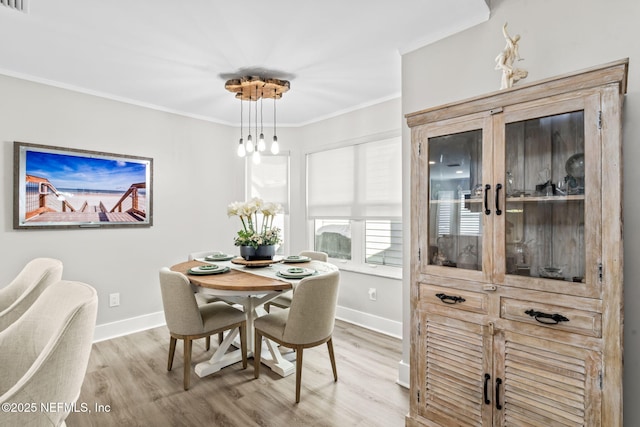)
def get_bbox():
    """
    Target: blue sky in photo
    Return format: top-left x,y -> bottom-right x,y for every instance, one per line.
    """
26,150 -> 147,192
